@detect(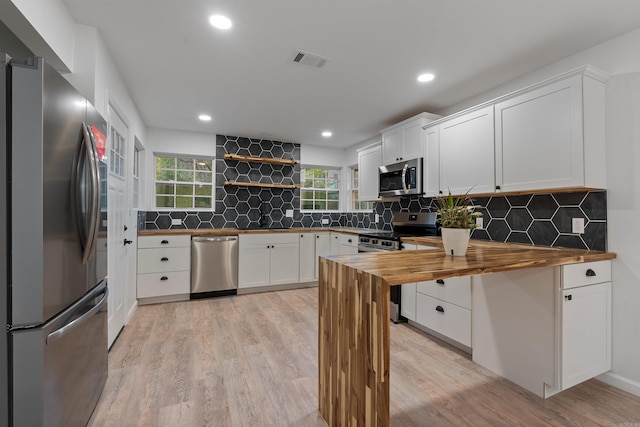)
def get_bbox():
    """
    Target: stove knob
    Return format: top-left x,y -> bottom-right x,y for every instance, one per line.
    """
372,239 -> 378,244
